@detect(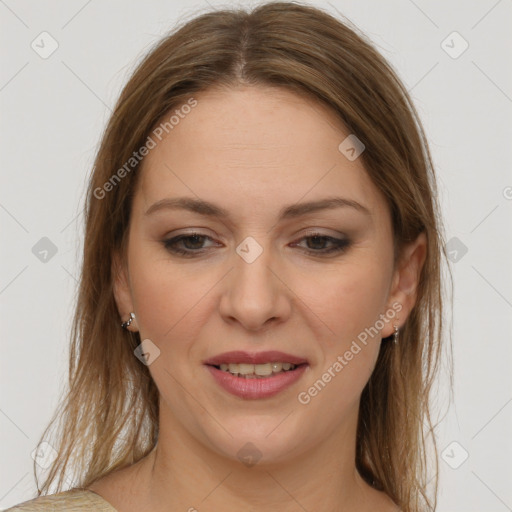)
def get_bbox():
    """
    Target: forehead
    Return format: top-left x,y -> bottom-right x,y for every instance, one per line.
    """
145,85 -> 348,162
135,85 -> 386,219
